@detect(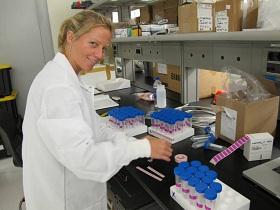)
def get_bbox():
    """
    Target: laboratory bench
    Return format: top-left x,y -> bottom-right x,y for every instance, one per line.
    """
98,86 -> 280,210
